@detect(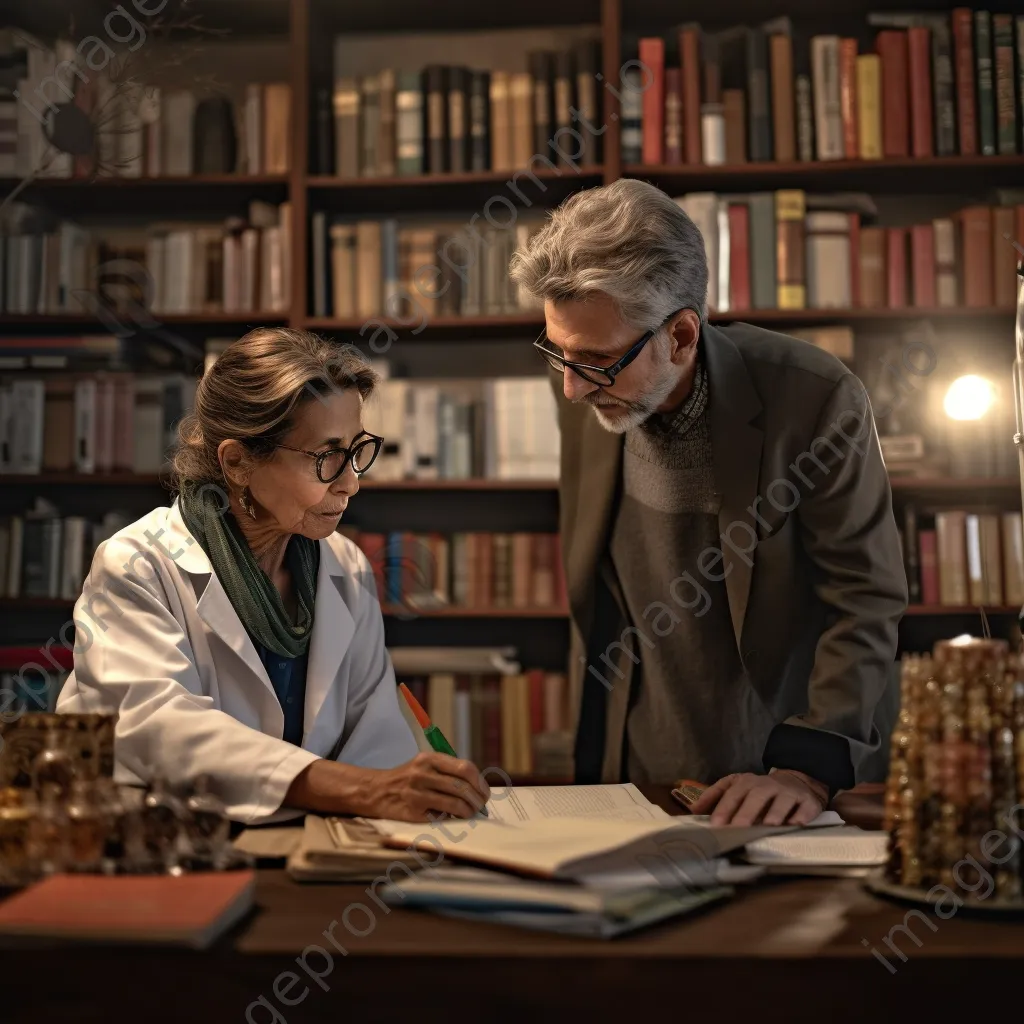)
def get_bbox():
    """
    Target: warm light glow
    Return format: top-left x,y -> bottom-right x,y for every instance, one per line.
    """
943,375 -> 995,420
